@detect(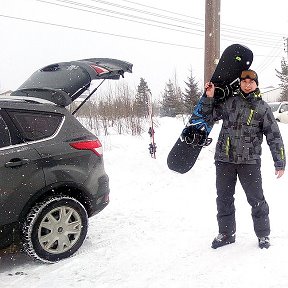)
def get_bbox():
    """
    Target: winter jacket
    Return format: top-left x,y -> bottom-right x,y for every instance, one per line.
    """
200,89 -> 286,170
